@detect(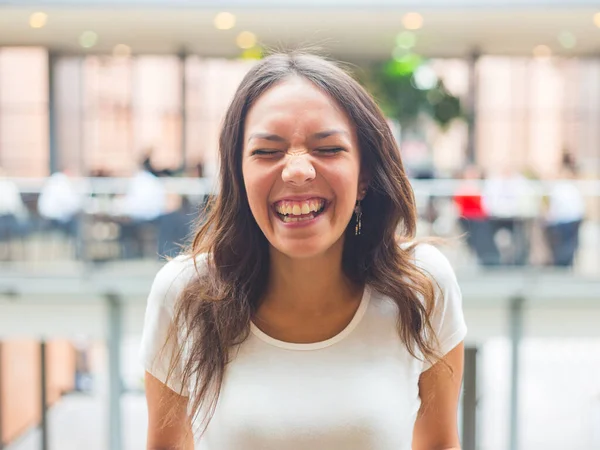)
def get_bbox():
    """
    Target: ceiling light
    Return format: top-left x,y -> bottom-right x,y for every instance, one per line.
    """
558,31 -> 576,49
214,12 -> 236,30
413,65 -> 438,90
113,44 -> 132,57
402,12 -> 423,31
79,31 -> 99,49
396,31 -> 417,49
241,47 -> 263,60
29,12 -> 48,29
392,47 -> 407,61
594,12 -> 600,28
236,31 -> 257,49
533,45 -> 552,58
